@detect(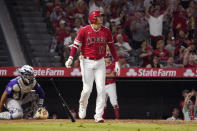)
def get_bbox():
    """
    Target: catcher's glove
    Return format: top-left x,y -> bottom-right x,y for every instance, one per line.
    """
33,107 -> 49,119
